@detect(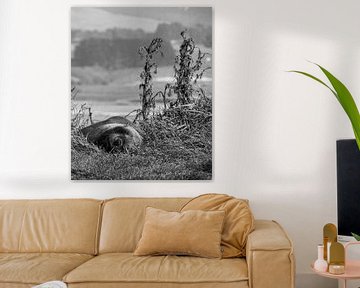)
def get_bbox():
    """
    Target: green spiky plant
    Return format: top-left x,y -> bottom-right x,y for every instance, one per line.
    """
290,63 -> 360,151
290,63 -> 360,241
352,232 -> 360,241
